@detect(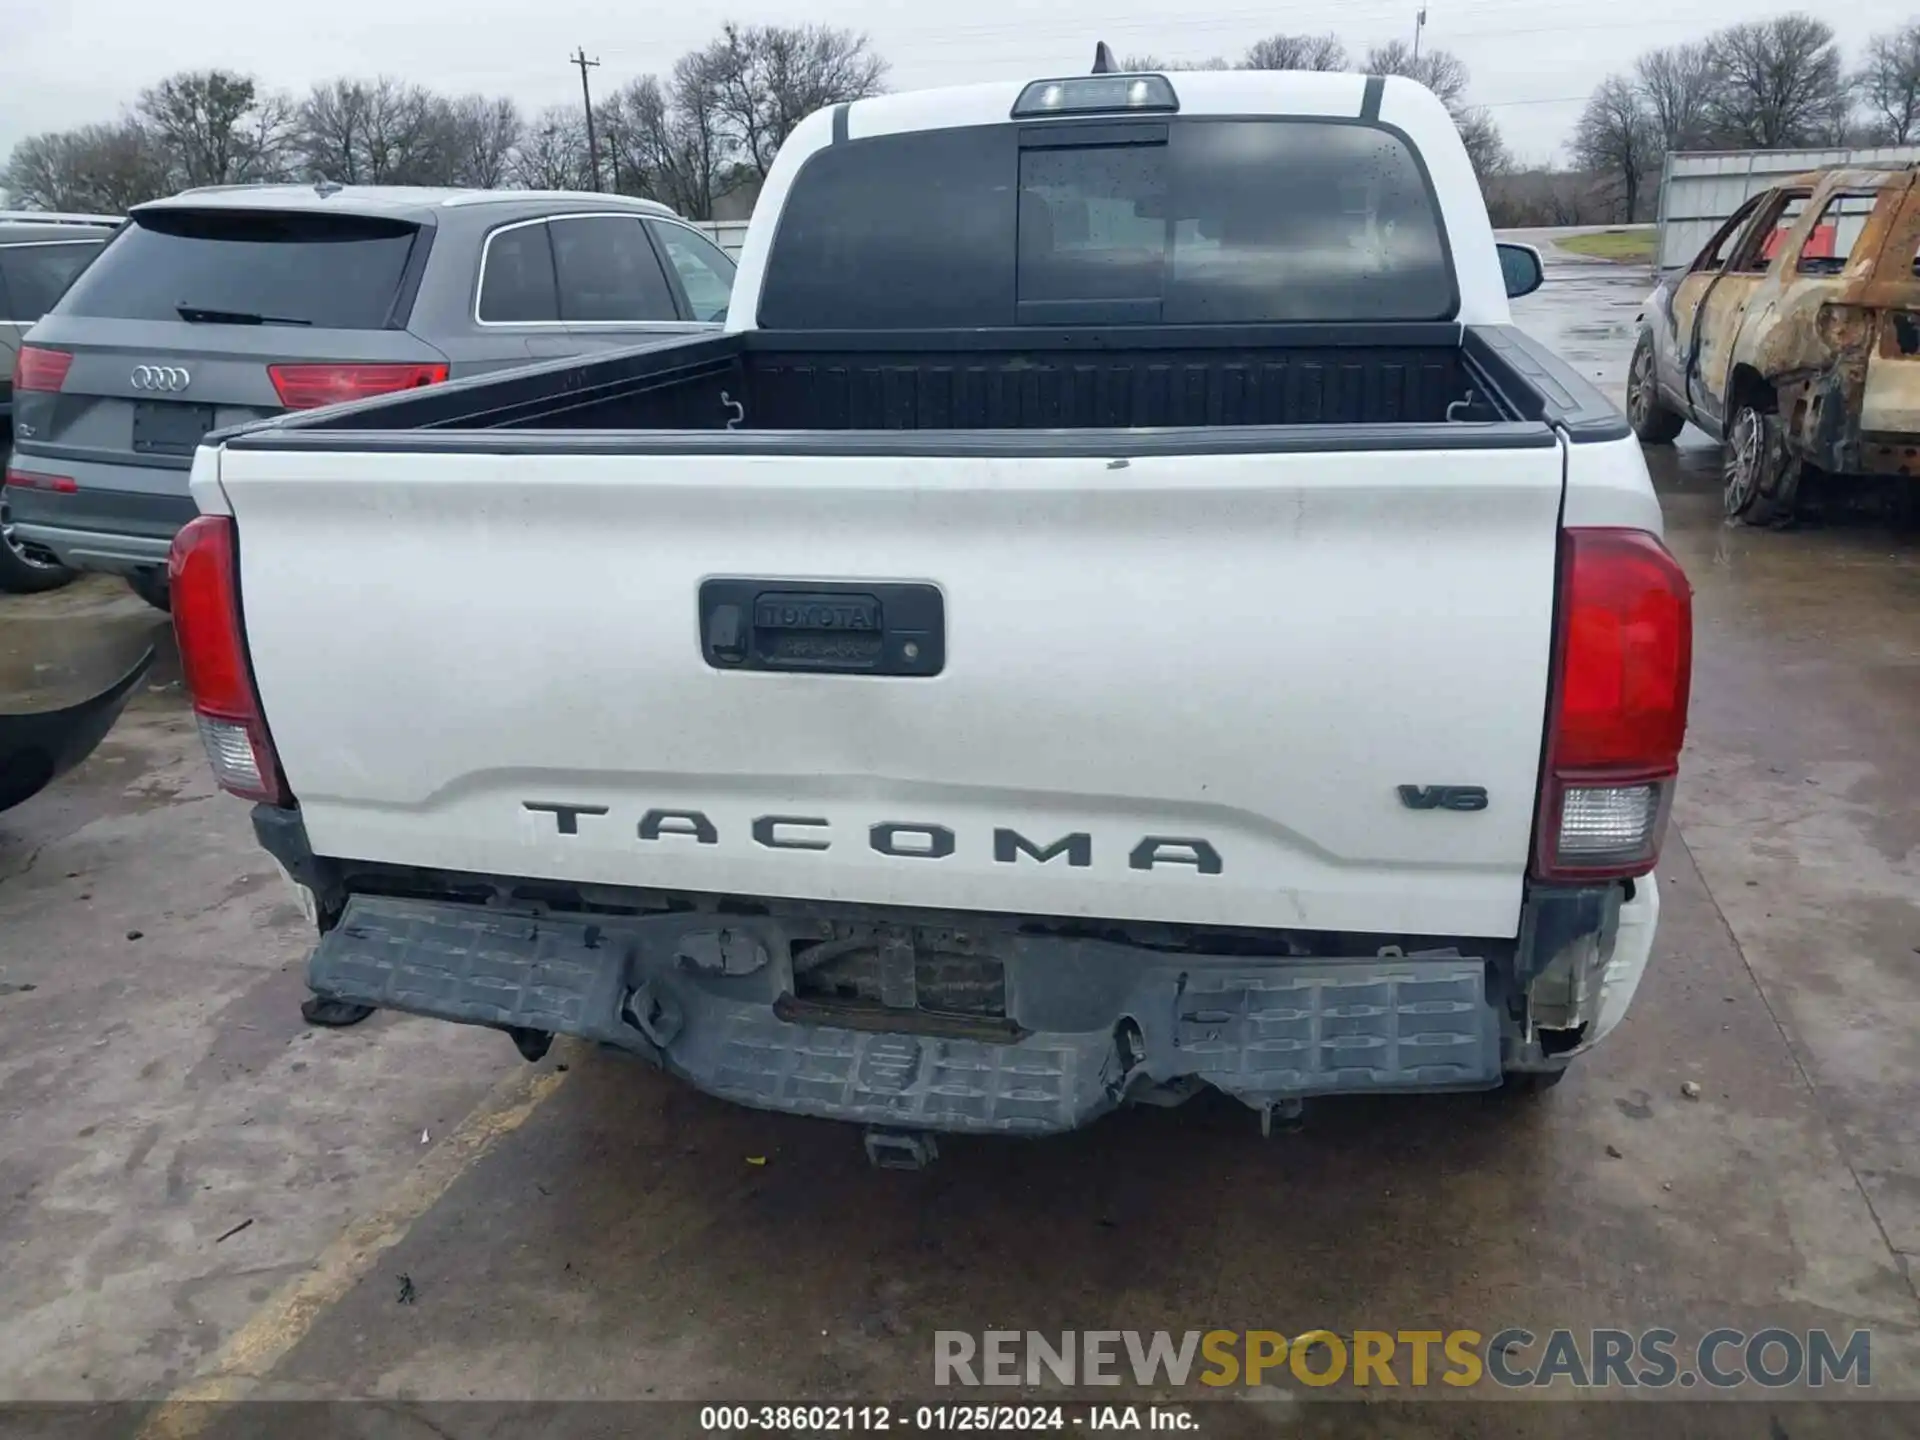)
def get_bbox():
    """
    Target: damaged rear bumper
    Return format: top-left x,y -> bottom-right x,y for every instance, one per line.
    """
306,895 -> 1506,1135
